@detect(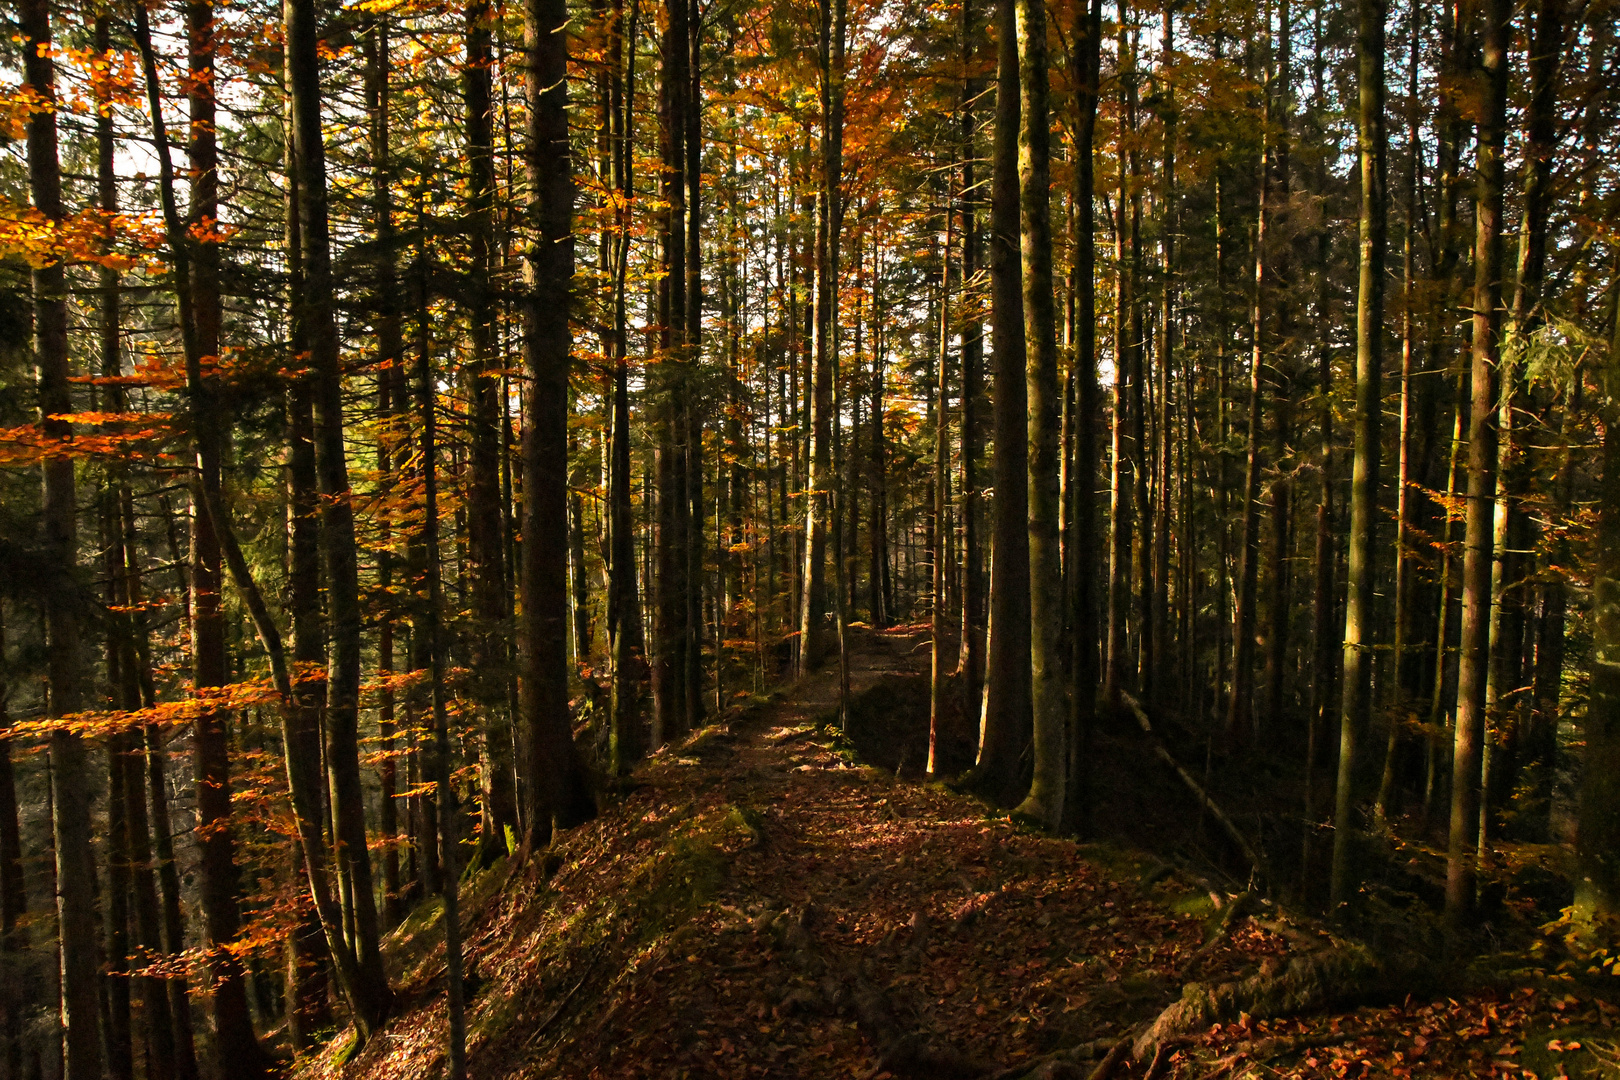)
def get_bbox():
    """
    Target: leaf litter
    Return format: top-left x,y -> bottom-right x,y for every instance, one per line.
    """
298,627 -> 1617,1080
